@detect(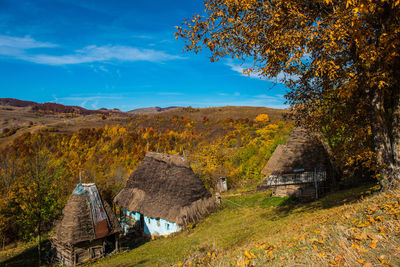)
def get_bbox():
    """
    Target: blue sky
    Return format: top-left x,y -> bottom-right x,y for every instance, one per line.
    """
0,0 -> 288,111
